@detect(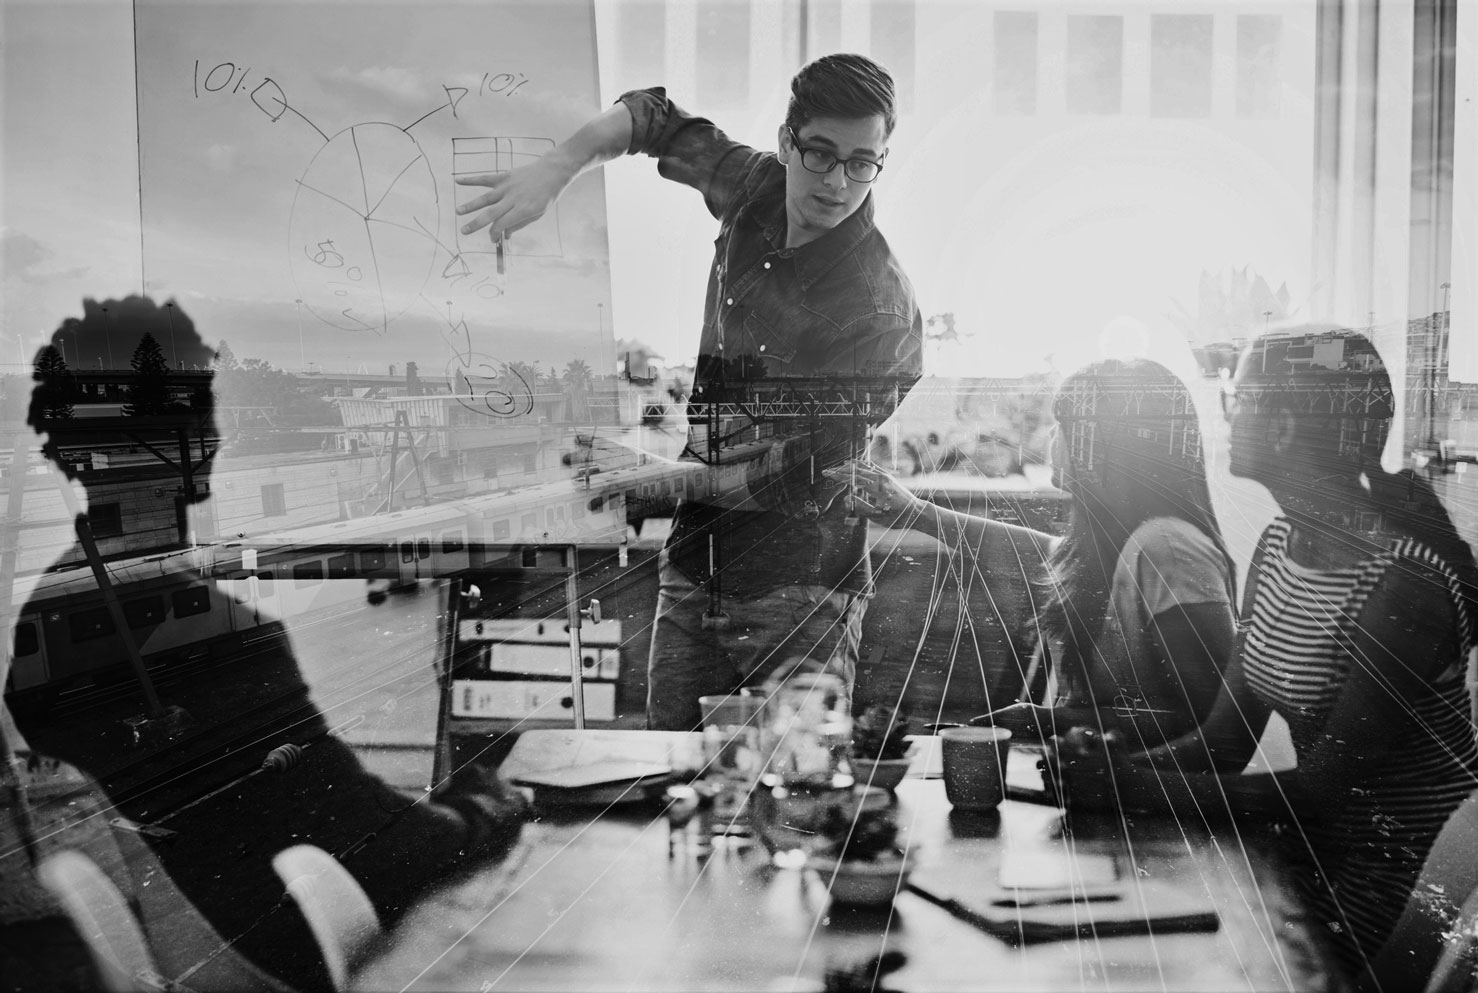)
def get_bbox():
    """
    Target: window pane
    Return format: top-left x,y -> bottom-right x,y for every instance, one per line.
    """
1152,14 -> 1214,118
124,596 -> 165,628
261,483 -> 286,518
88,503 -> 124,538
873,1 -> 916,114
293,561 -> 324,587
14,622 -> 39,657
614,0 -> 664,97
1237,14 -> 1283,118
70,607 -> 115,643
171,586 -> 212,617
1066,15 -> 1123,114
994,12 -> 1038,115
697,1 -> 749,108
